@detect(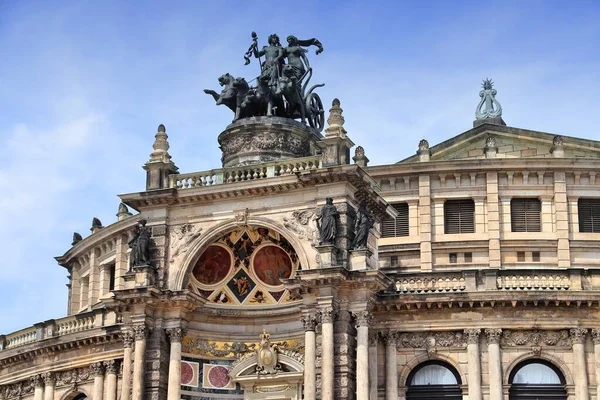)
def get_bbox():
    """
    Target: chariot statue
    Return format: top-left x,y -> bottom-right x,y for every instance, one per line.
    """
204,32 -> 326,132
